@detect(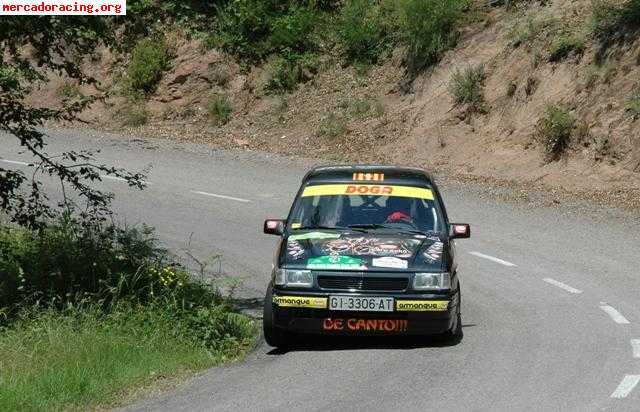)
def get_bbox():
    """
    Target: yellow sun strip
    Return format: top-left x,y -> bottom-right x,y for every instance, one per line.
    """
302,184 -> 433,200
396,300 -> 449,311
